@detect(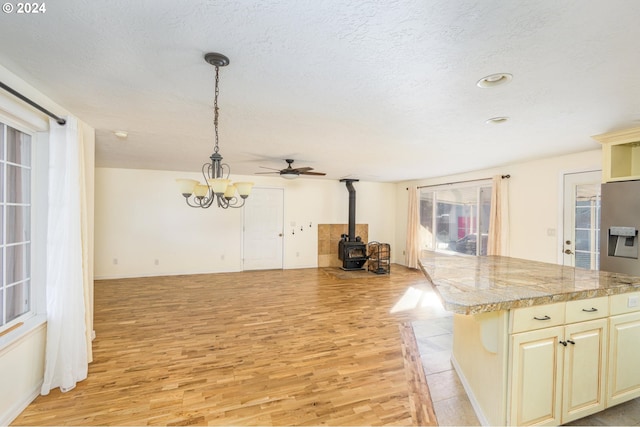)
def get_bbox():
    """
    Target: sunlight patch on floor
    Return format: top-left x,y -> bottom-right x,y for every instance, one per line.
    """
391,286 -> 444,314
